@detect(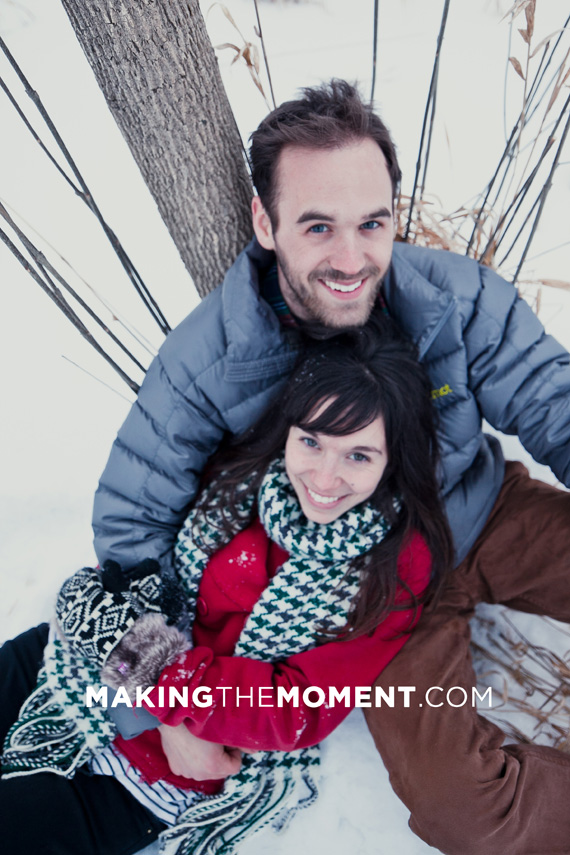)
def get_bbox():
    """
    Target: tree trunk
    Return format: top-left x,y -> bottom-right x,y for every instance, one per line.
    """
61,0 -> 253,298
